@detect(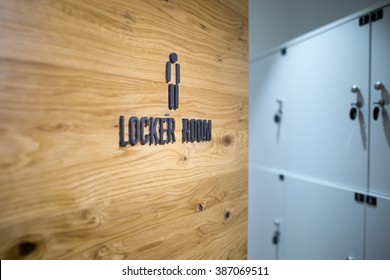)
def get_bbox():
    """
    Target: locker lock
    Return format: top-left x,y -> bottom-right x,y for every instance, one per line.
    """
350,107 -> 357,120
274,111 -> 282,123
274,98 -> 283,124
272,231 -> 280,245
373,106 -> 381,121
349,102 -> 362,120
372,81 -> 388,121
272,219 -> 281,245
